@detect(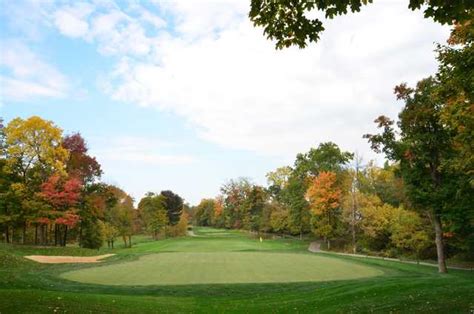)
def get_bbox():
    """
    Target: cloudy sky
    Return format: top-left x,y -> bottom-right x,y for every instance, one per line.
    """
0,0 -> 450,204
